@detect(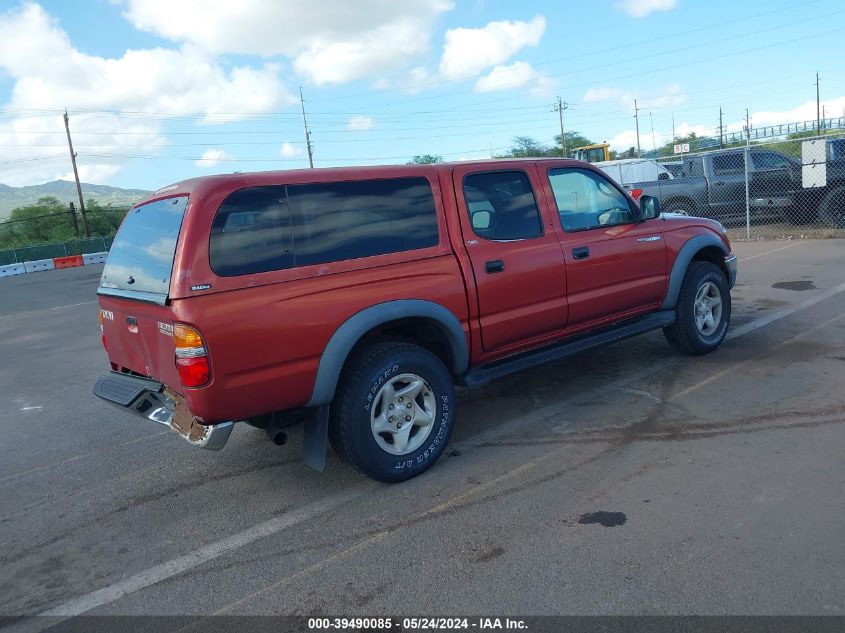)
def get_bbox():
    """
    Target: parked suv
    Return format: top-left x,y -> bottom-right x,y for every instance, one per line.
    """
94,159 -> 737,482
